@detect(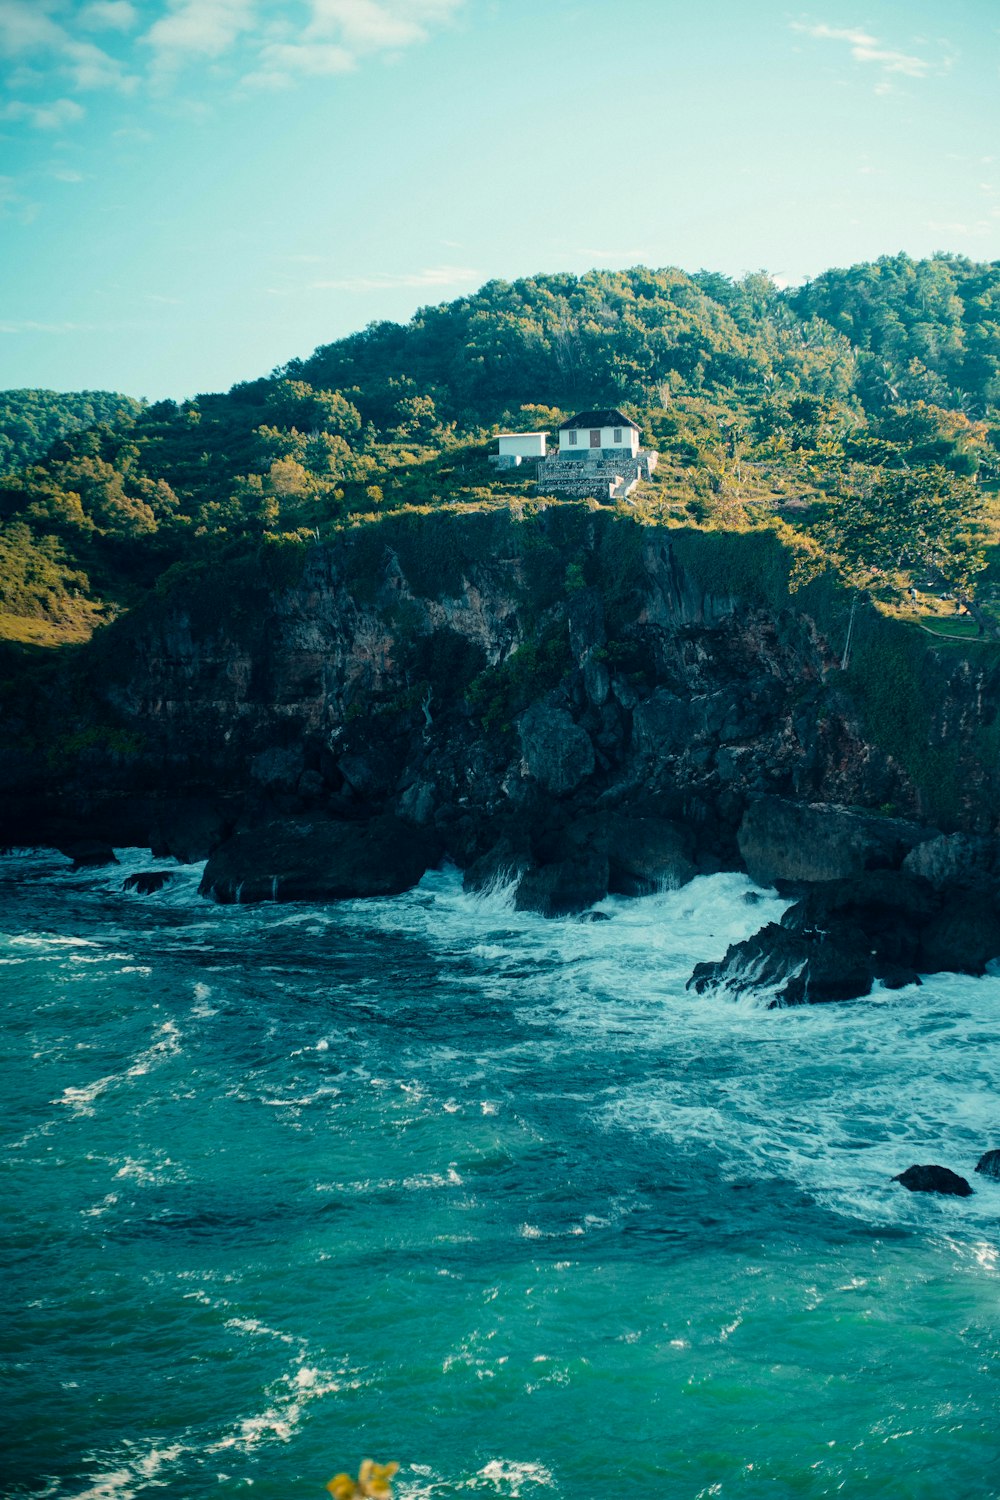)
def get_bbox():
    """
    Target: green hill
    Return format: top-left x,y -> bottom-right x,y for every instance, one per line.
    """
0,255 -> 997,646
